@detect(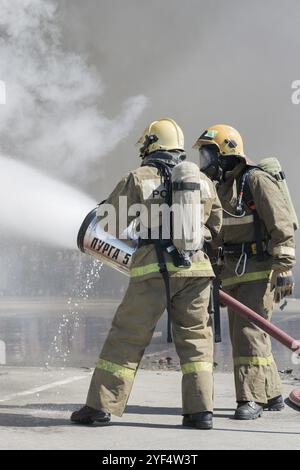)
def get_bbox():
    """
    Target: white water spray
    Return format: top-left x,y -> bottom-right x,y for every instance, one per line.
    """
0,155 -> 96,249
45,258 -> 103,367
